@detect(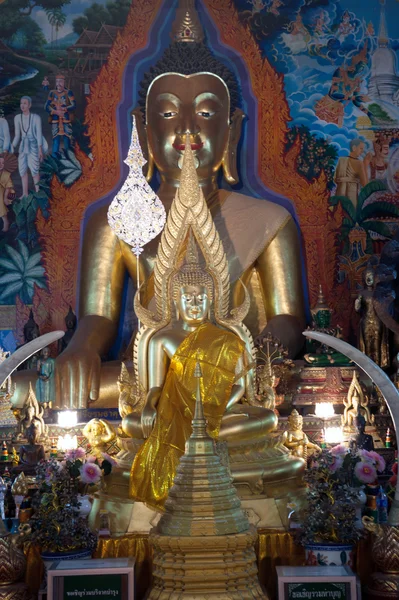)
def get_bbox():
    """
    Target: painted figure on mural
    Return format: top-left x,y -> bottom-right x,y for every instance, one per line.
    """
334,138 -> 370,208
355,262 -> 389,368
386,147 -> 399,195
314,43 -> 369,127
314,11 -> 328,37
282,13 -> 310,54
250,0 -> 266,14
268,0 -> 282,18
45,74 -> 76,156
35,347 -> 55,405
0,110 -> 10,154
364,135 -> 391,182
337,10 -> 355,39
11,96 -> 47,198
0,152 -> 16,233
